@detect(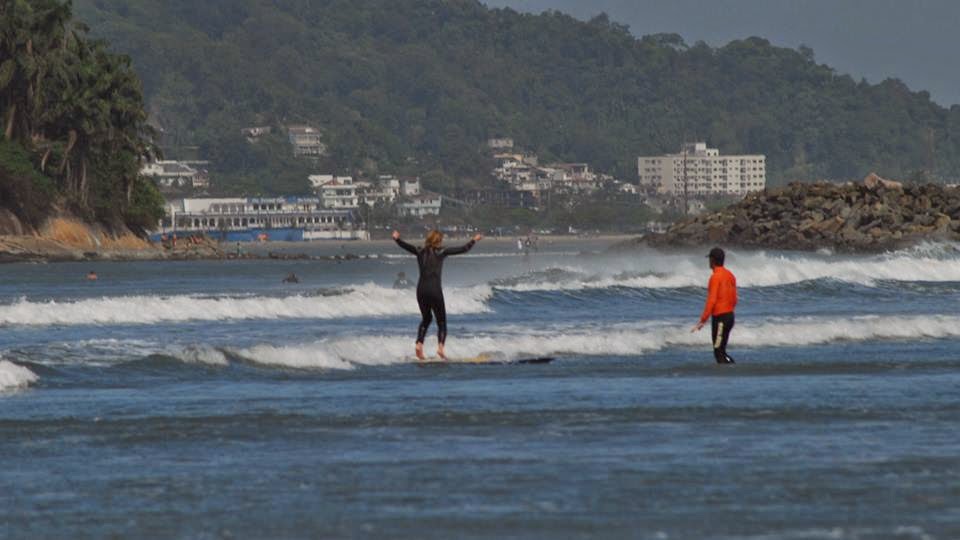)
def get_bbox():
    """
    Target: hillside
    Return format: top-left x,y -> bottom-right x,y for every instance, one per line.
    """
74,0 -> 960,195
